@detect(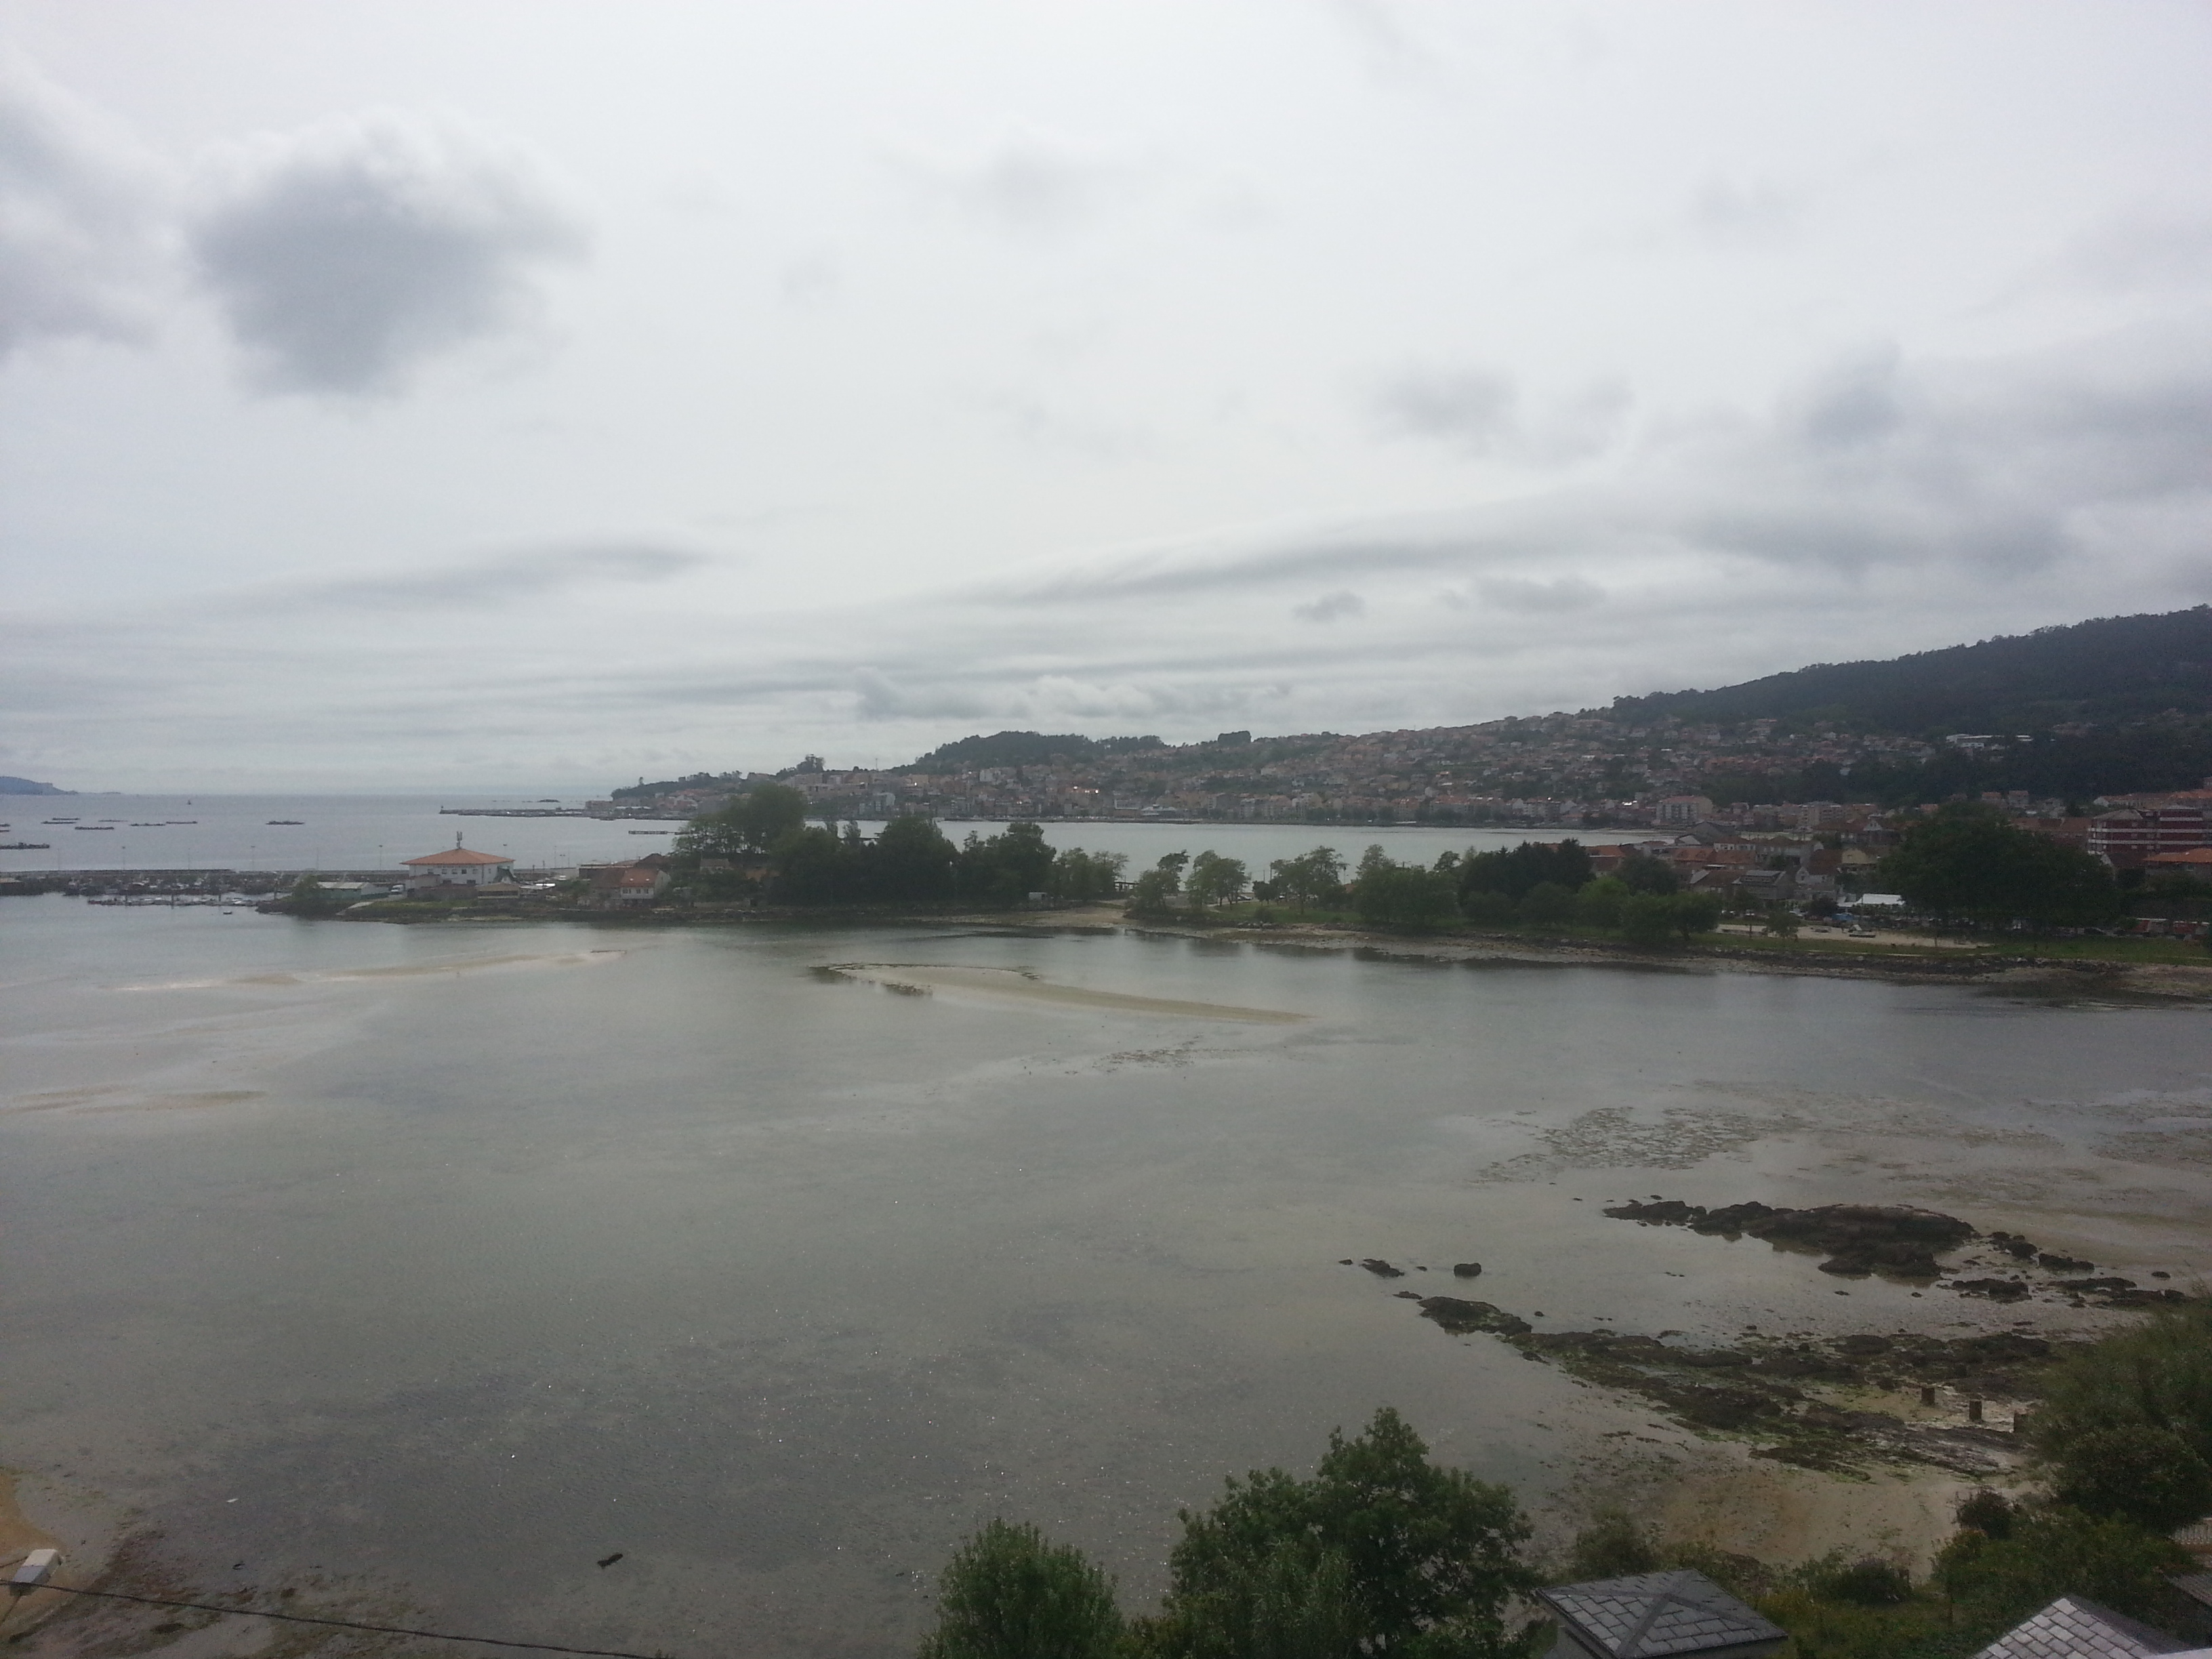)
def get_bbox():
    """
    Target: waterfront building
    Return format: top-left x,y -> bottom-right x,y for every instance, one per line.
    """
401,840 -> 516,890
